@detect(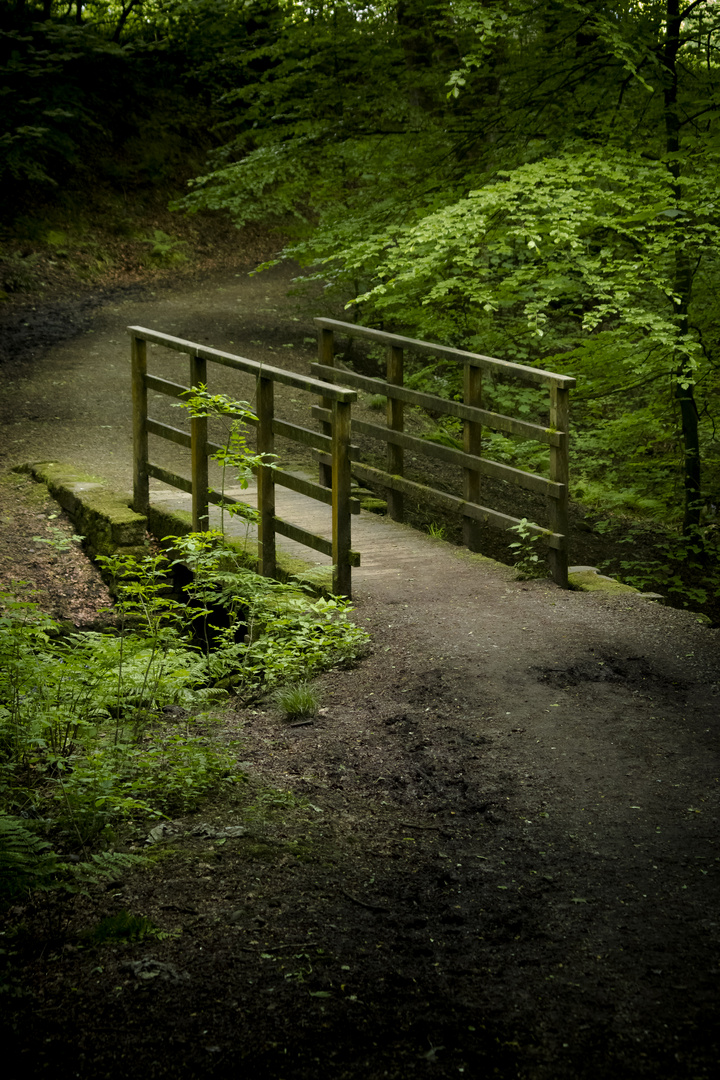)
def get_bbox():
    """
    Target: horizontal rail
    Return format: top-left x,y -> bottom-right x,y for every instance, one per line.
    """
273,518 -> 361,566
147,462 -> 193,494
275,469 -> 360,514
130,326 -> 357,402
146,419 -> 226,460
310,363 -> 562,445
146,374 -> 188,399
313,407 -> 562,498
147,418 -> 191,448
352,463 -> 563,549
354,418 -> 562,498
315,318 -> 576,390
